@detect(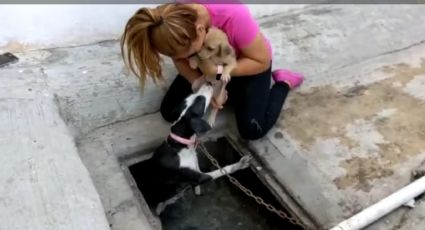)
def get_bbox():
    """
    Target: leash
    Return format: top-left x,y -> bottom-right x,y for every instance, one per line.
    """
197,142 -> 309,229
